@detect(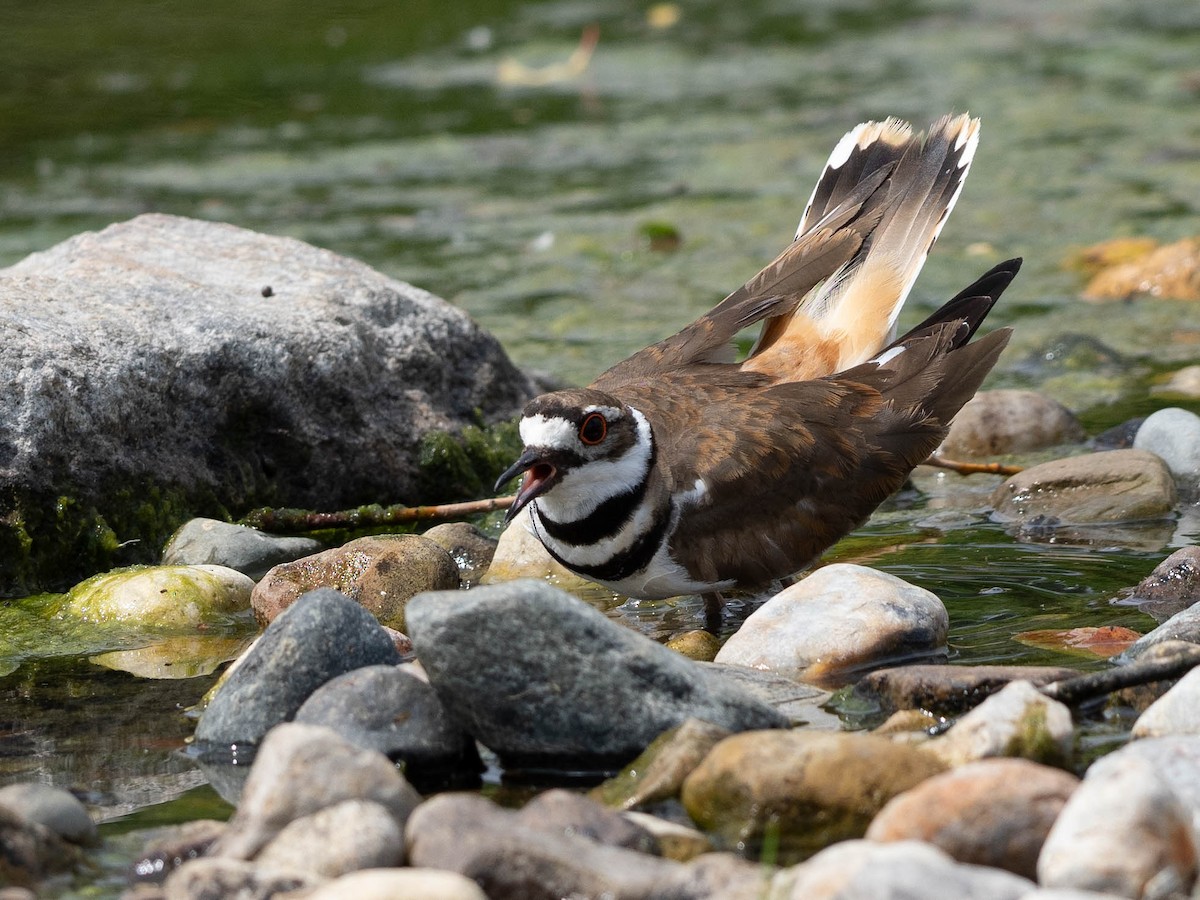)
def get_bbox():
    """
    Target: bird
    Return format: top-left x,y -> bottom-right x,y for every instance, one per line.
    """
495,114 -> 1020,617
